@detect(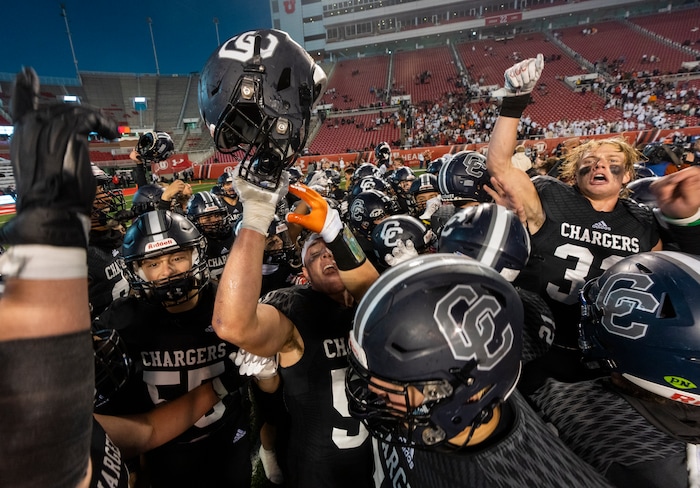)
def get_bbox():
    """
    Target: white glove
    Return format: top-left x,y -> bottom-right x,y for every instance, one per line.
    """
419,196 -> 442,220
234,166 -> 289,235
231,348 -> 279,380
492,54 -> 544,97
385,239 -> 418,267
